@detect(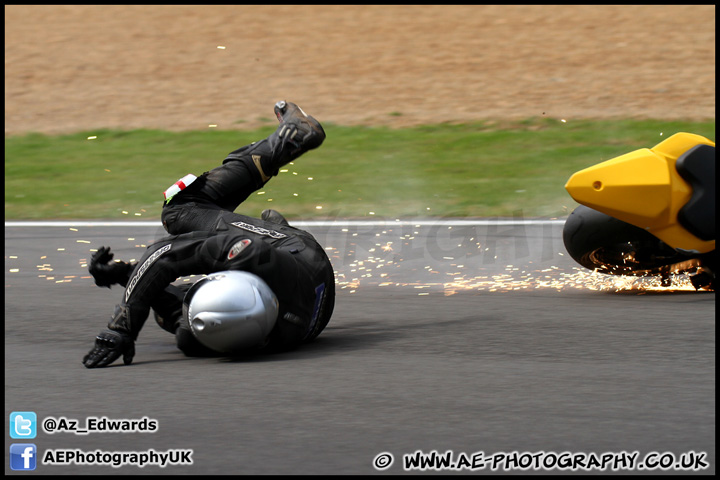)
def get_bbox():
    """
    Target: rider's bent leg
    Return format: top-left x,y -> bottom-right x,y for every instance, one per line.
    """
162,101 -> 324,235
